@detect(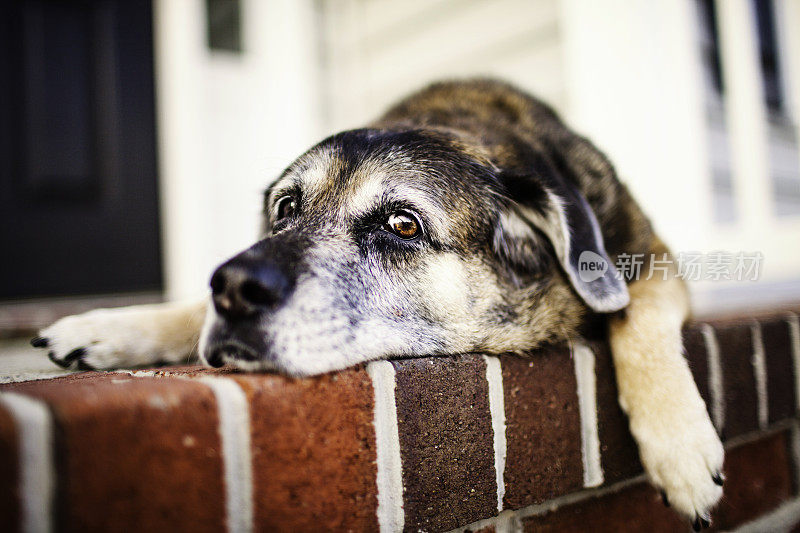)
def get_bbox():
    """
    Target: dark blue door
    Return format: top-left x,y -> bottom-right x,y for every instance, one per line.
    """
0,0 -> 162,300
